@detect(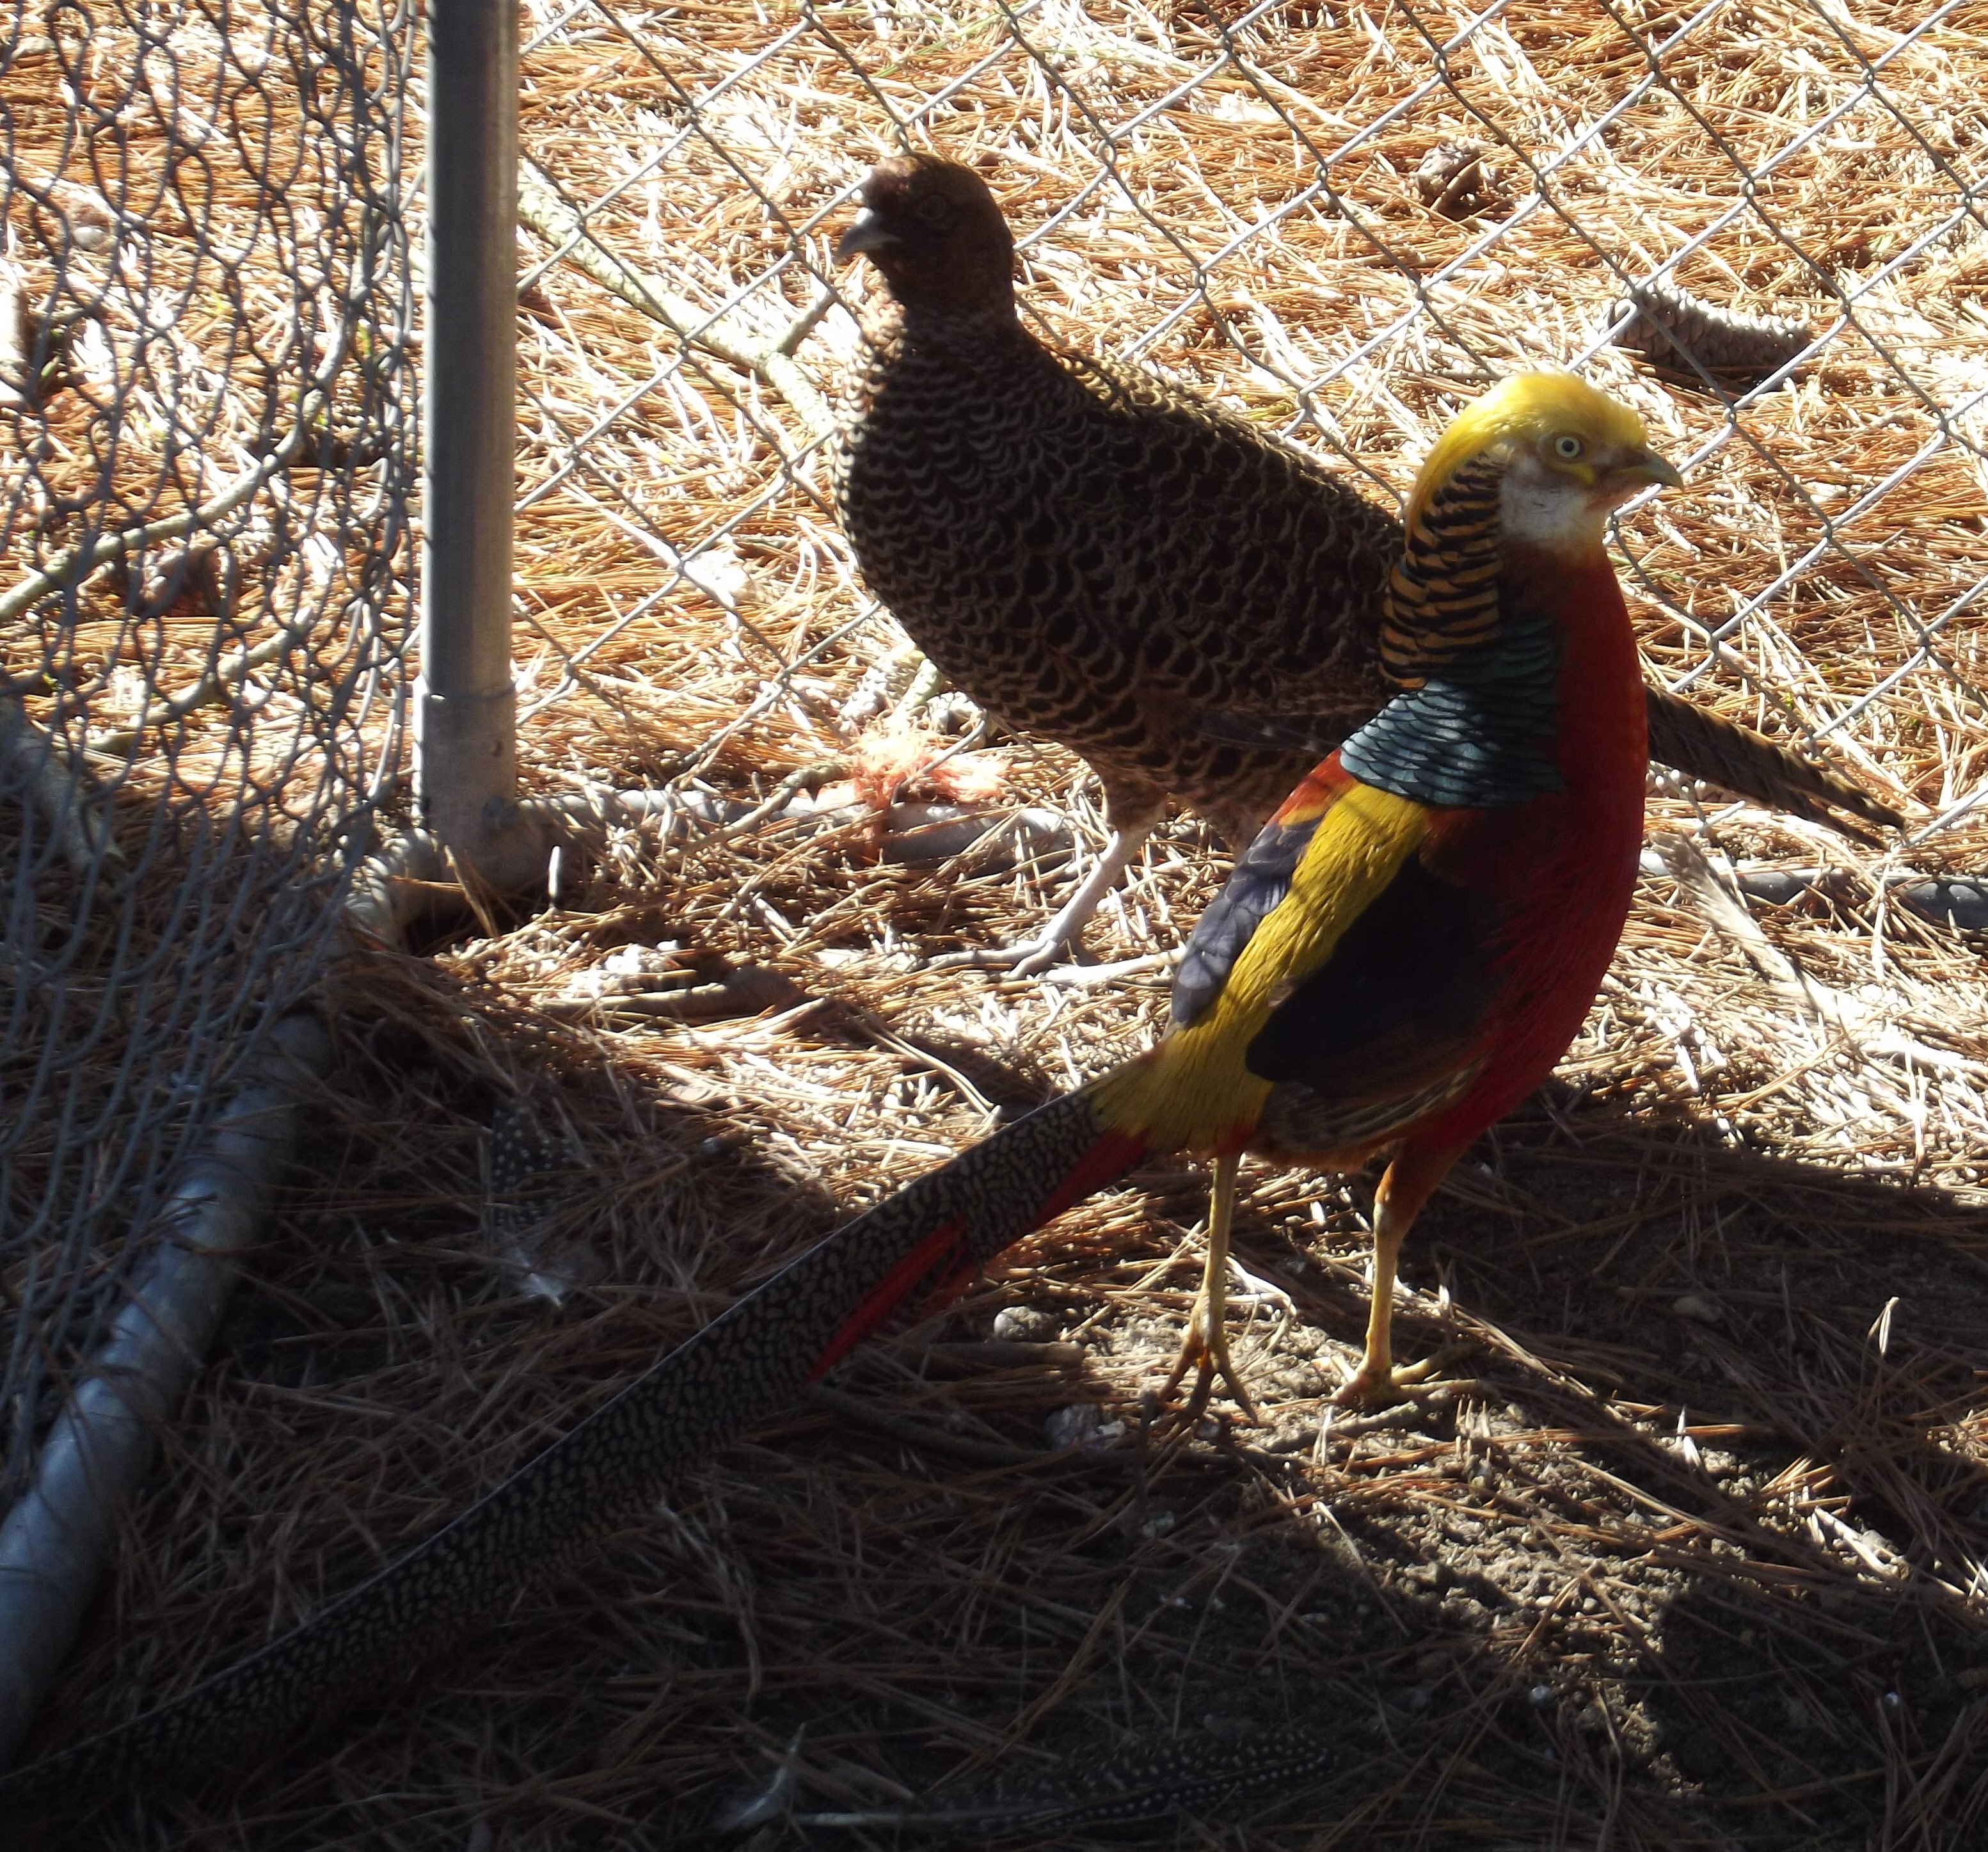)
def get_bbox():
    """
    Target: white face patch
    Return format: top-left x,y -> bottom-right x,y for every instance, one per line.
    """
1498,452 -> 1612,551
